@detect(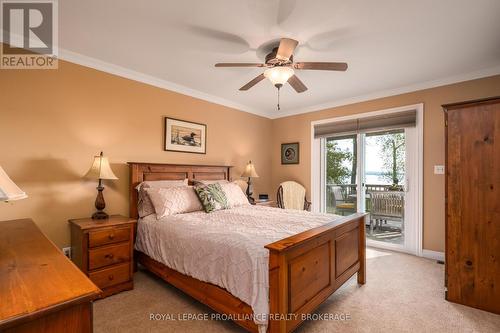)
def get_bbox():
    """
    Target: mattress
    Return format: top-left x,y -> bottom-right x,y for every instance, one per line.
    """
135,205 -> 340,327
